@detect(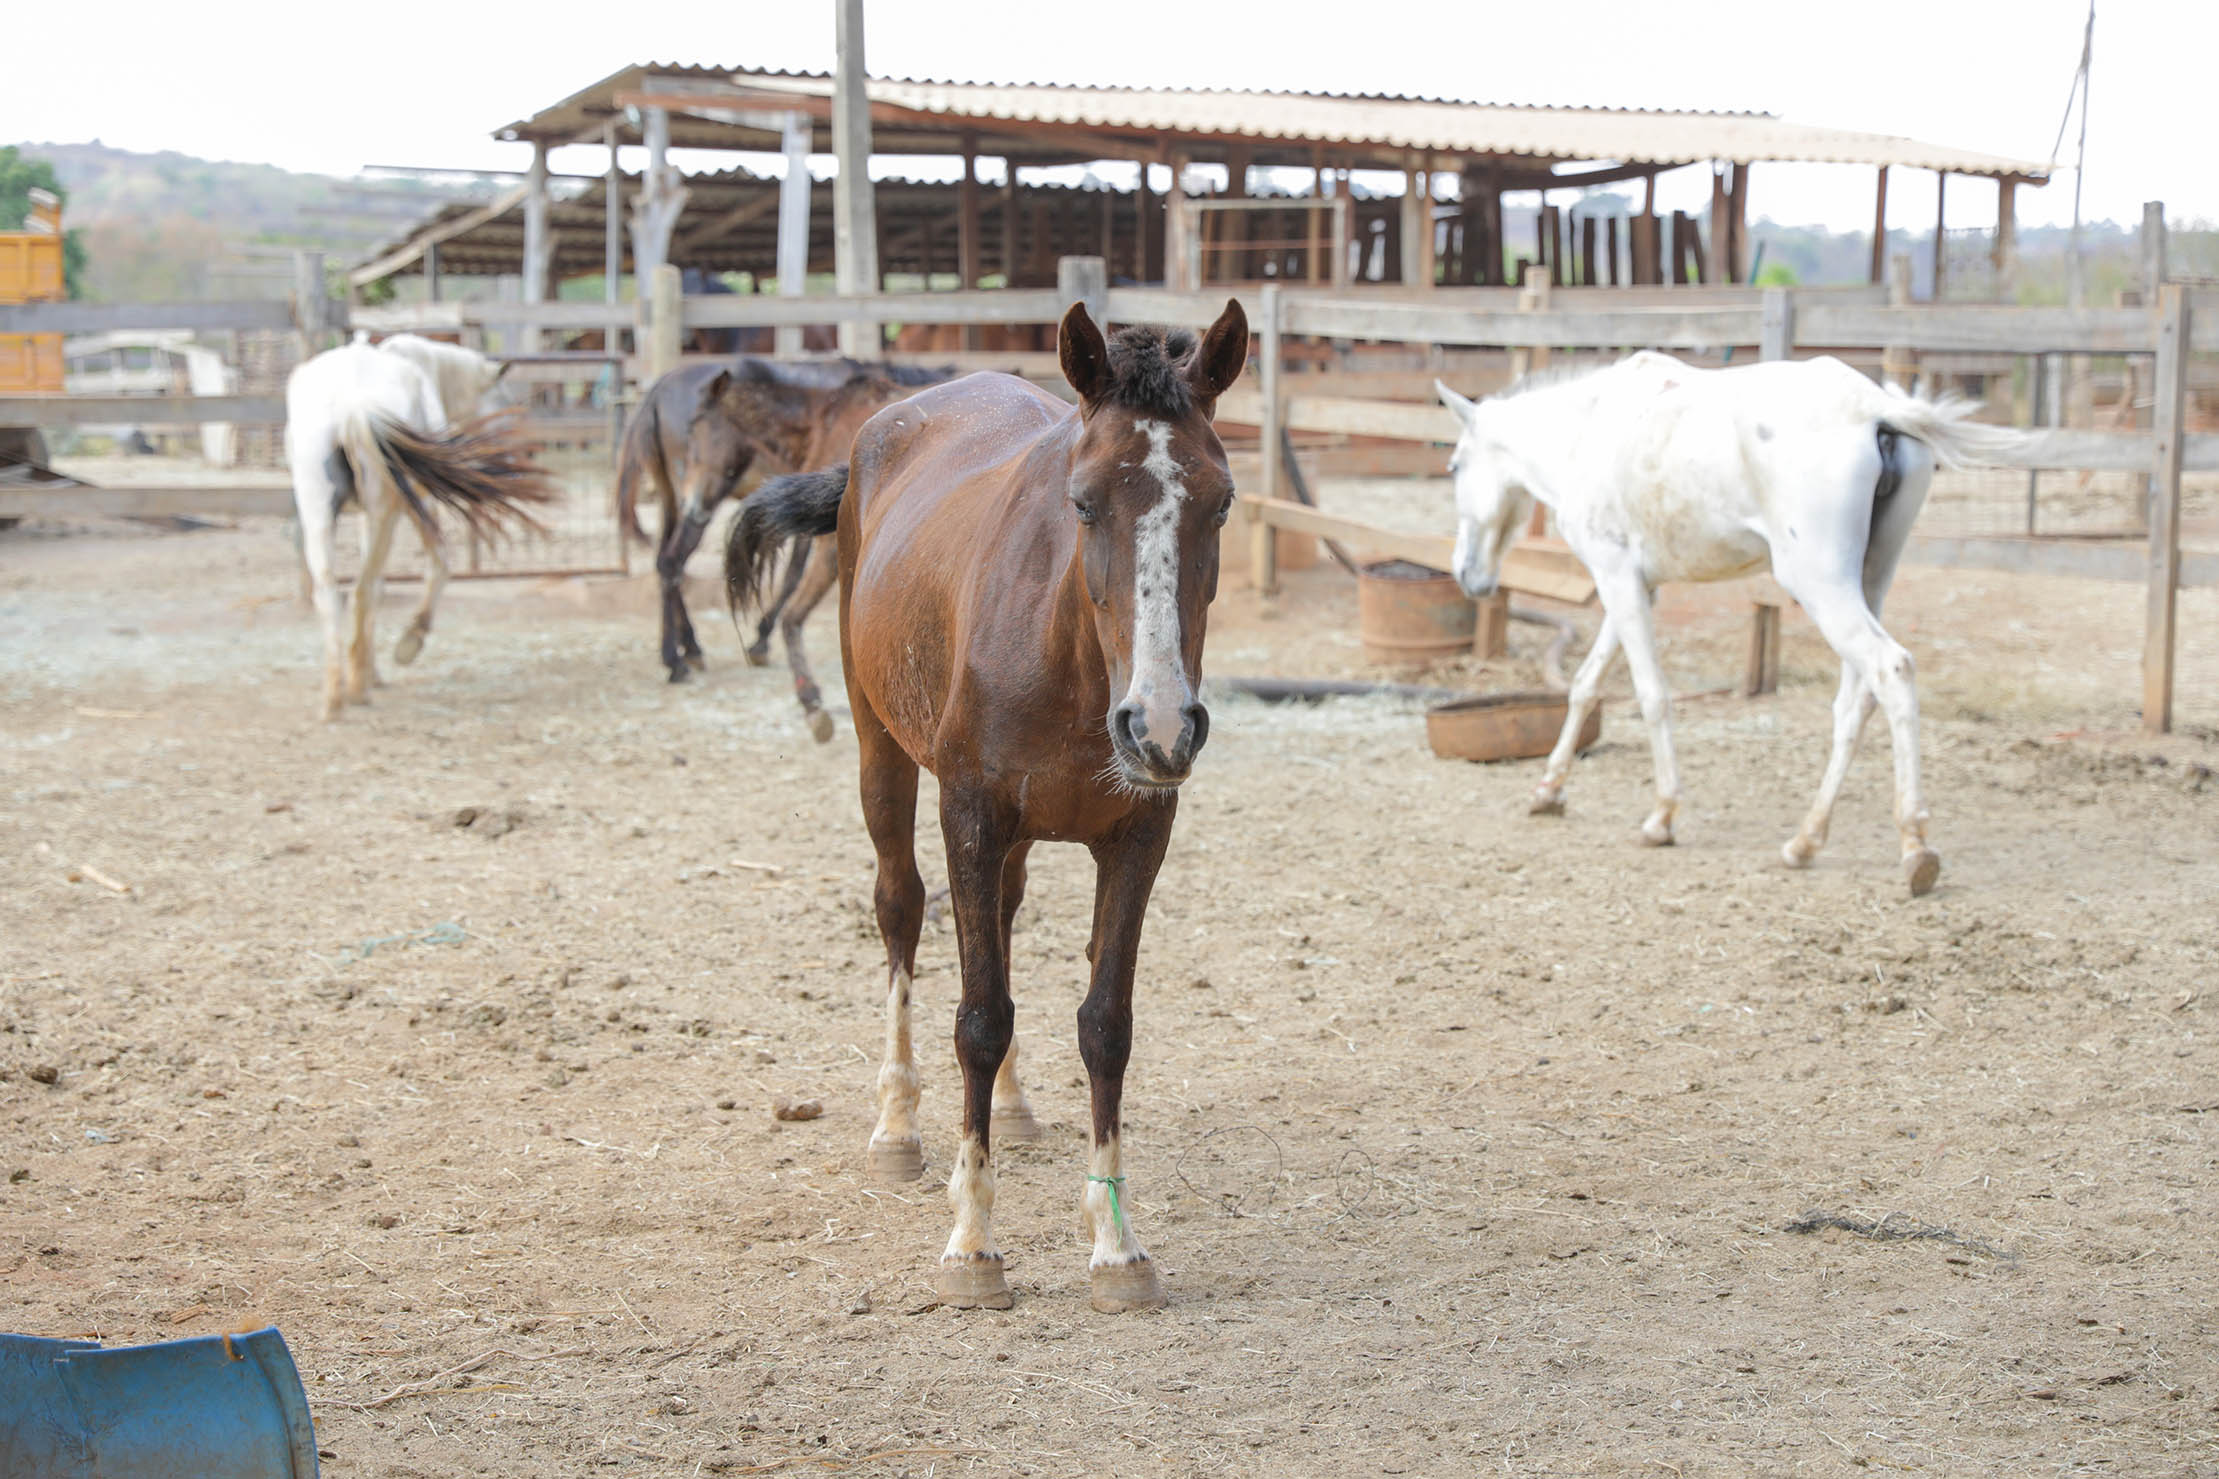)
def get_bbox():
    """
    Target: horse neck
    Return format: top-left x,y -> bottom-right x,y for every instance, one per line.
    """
1487,382 -> 1596,513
